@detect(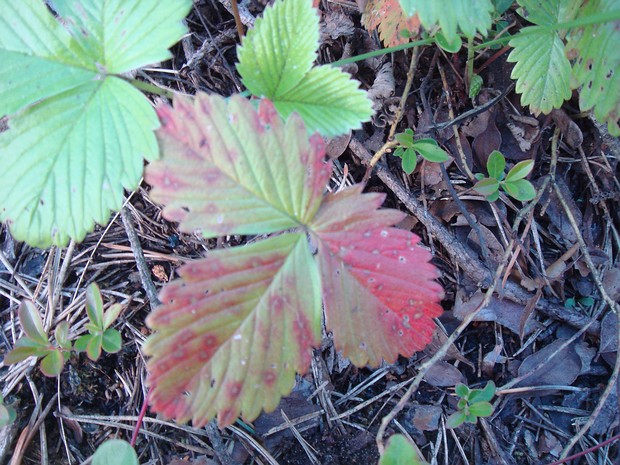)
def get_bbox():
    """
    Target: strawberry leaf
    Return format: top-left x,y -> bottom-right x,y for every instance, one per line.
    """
236,0 -> 373,137
309,186 -> 443,367
146,95 -> 332,238
566,0 -> 620,136
145,93 -> 443,427
144,234 -> 321,427
362,0 -> 421,47
399,0 -> 494,42
0,0 -> 191,247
